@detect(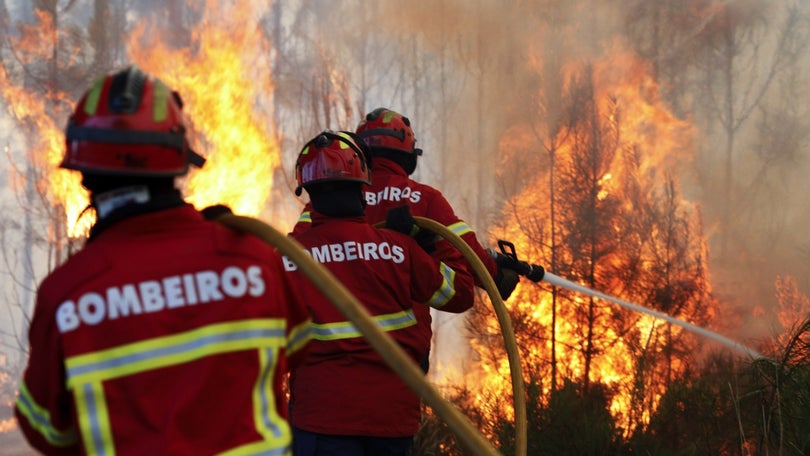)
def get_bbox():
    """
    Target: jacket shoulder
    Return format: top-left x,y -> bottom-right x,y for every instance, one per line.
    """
210,219 -> 282,264
37,245 -> 112,306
